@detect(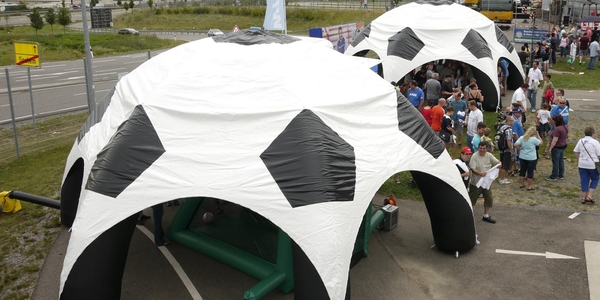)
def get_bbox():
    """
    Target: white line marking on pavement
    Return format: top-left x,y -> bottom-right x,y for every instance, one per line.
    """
92,58 -> 116,63
496,249 -> 579,259
585,241 -> 600,300
136,225 -> 203,300
59,76 -> 85,81
124,60 -> 147,65
74,88 -> 111,96
568,212 -> 580,219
